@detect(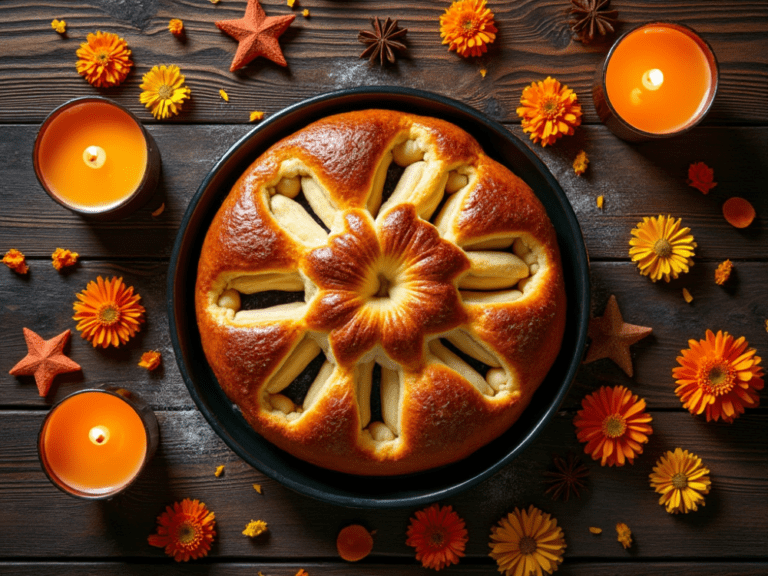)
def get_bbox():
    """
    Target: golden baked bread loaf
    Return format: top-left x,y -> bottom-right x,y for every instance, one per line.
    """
195,109 -> 566,475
